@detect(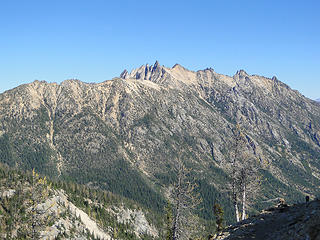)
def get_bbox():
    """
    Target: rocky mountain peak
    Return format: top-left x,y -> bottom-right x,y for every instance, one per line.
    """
153,60 -> 160,70
171,63 -> 193,73
119,60 -> 164,81
172,63 -> 185,69
119,61 -> 198,86
119,62 -> 316,99
235,69 -> 249,77
172,63 -> 180,69
120,69 -> 129,79
233,69 -> 251,85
